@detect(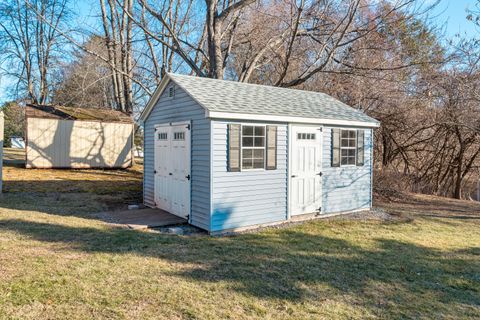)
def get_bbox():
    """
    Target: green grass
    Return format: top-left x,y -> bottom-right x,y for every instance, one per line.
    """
0,149 -> 479,319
